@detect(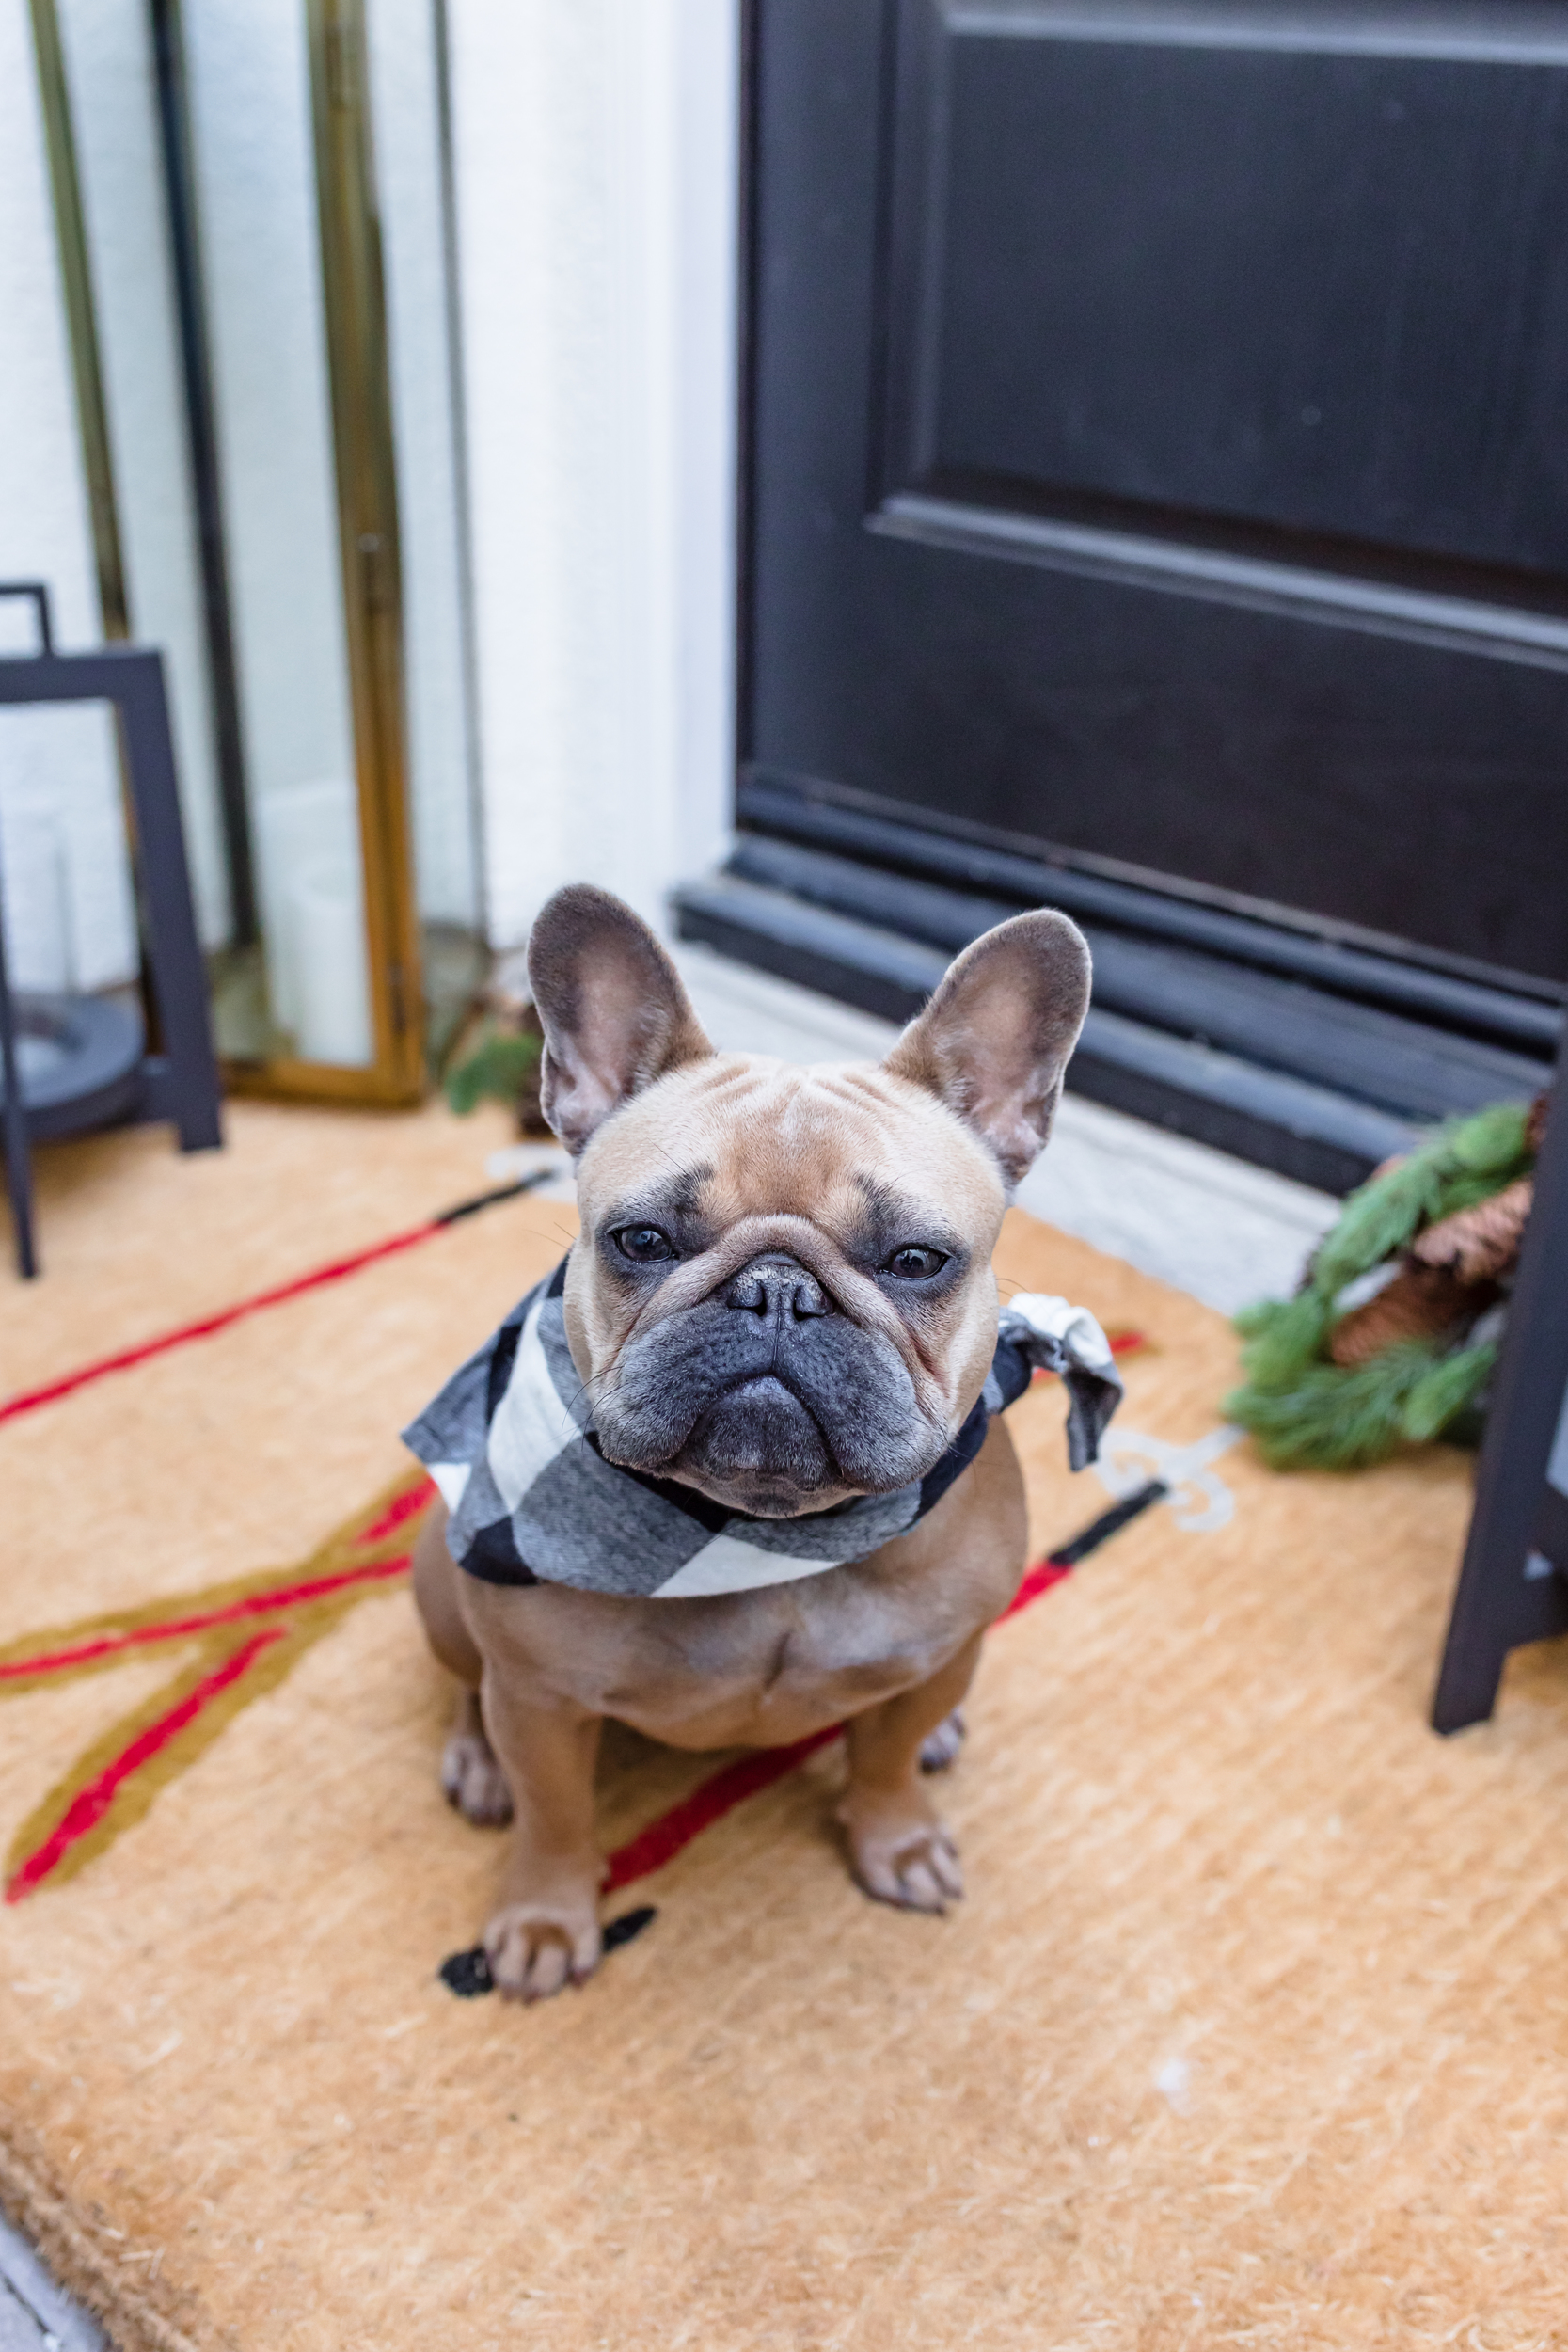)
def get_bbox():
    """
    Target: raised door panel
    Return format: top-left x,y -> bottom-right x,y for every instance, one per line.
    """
888,3 -> 1568,576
